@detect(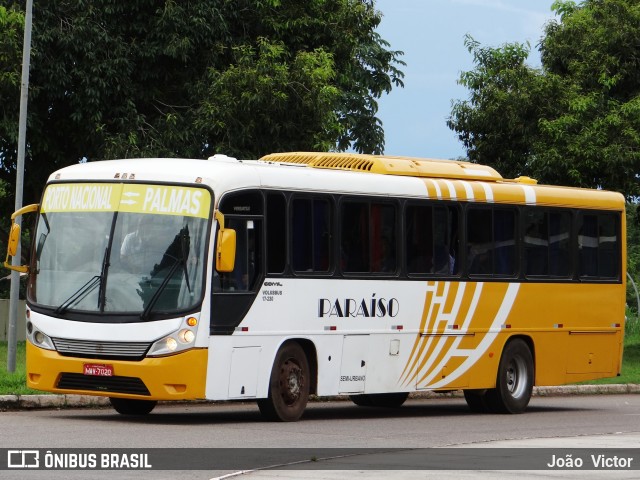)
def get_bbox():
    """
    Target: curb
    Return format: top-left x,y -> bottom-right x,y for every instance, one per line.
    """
1,385 -> 638,410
